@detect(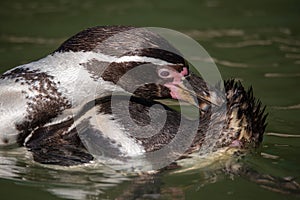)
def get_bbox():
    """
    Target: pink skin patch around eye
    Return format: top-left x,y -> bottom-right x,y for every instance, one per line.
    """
164,67 -> 189,99
180,67 -> 188,76
169,67 -> 188,84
